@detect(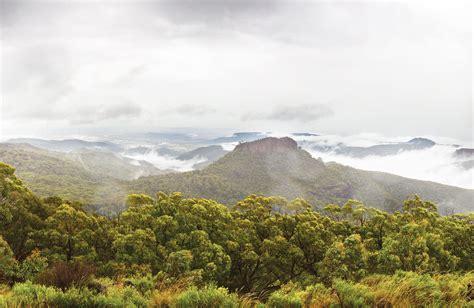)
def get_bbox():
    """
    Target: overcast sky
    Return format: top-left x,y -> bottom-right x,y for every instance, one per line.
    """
0,0 -> 472,141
